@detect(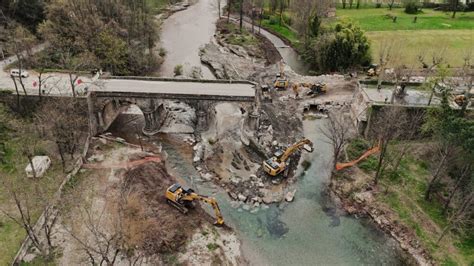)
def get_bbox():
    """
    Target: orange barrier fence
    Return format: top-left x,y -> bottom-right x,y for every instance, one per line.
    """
335,145 -> 380,171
